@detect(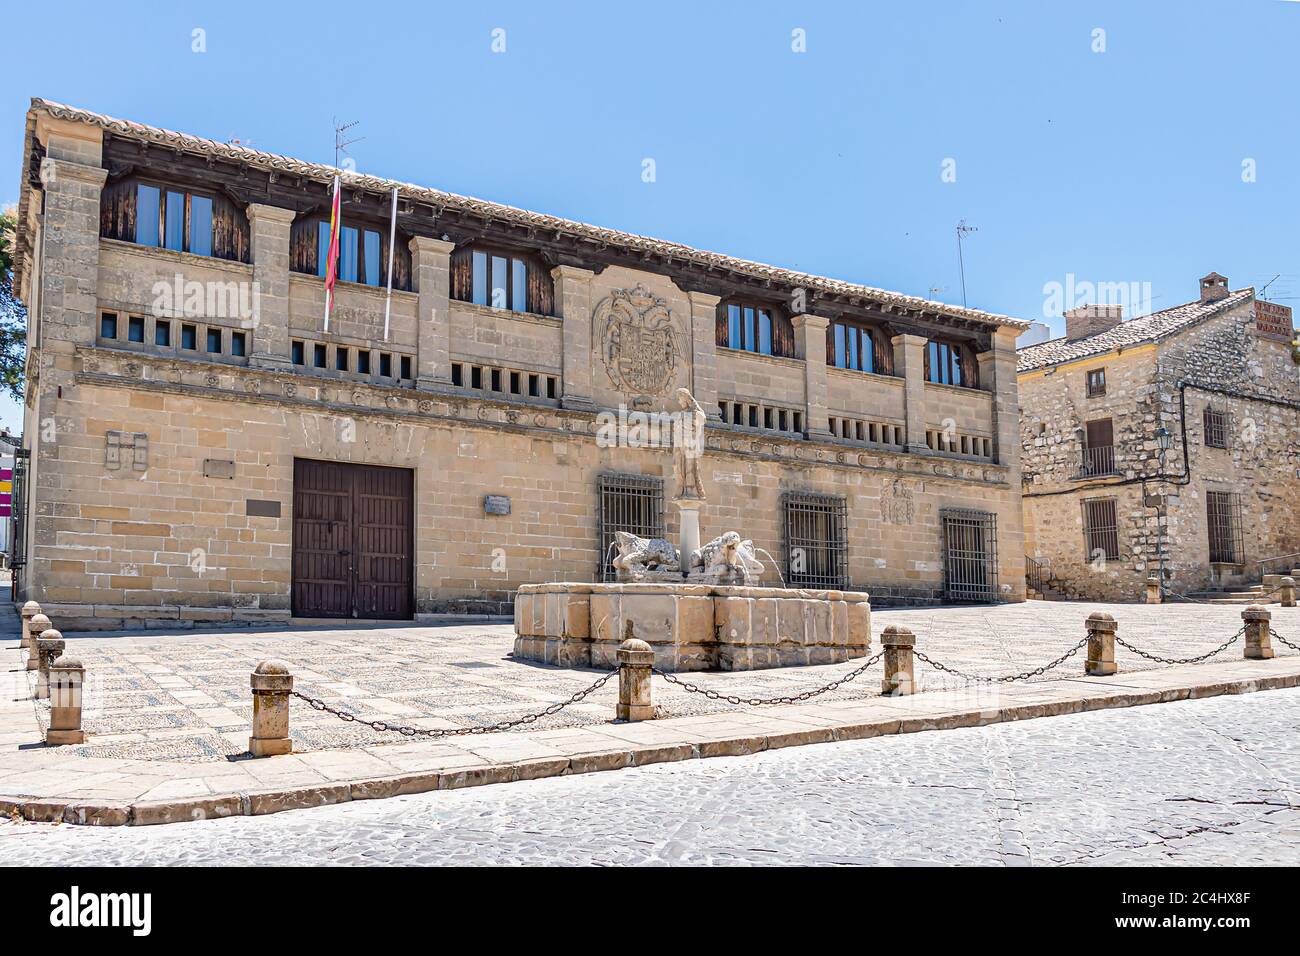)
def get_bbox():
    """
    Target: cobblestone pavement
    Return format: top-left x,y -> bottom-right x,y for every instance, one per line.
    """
3,687 -> 1297,865
10,600 -> 1297,763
